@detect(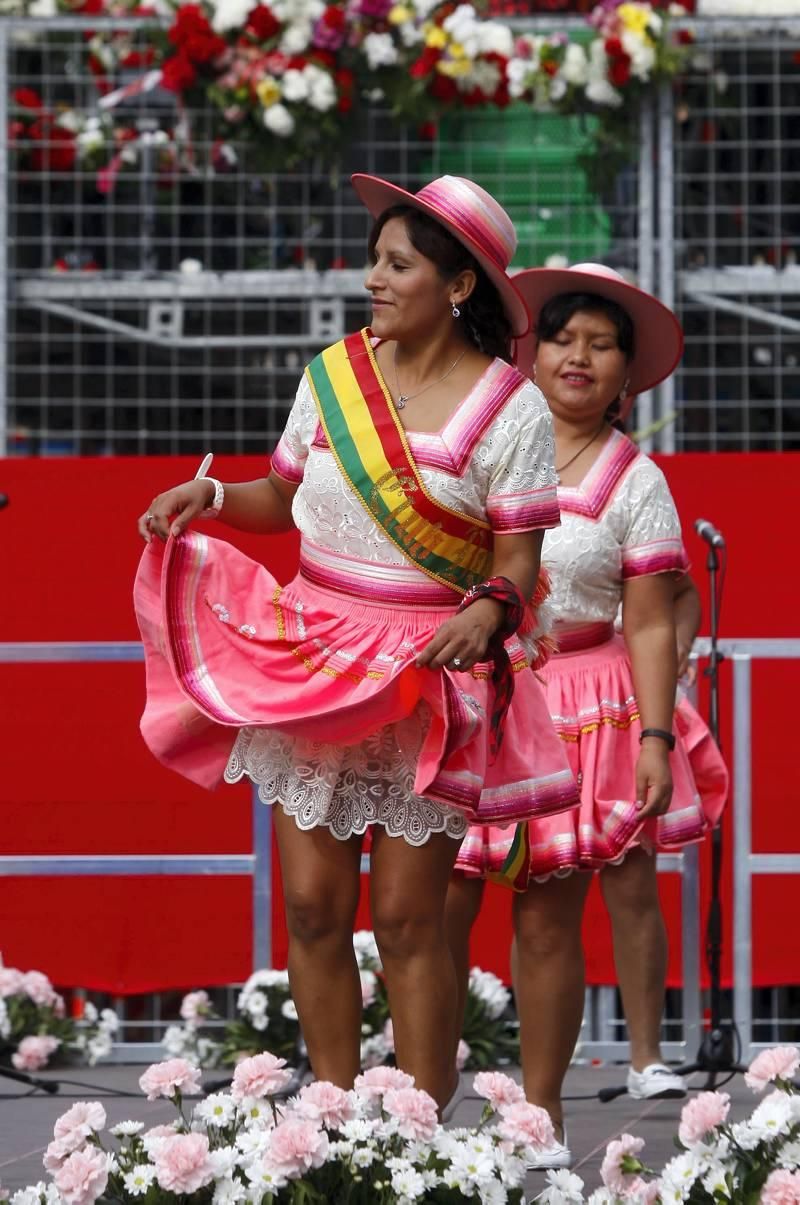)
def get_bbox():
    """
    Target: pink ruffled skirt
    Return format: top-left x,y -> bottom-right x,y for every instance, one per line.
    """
455,625 -> 728,882
133,532 -> 579,842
